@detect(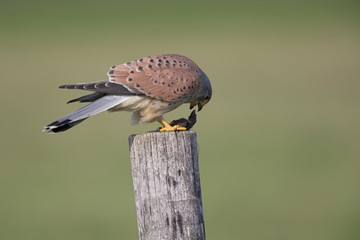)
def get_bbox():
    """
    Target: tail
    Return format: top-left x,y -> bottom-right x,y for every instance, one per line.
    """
43,95 -> 128,133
